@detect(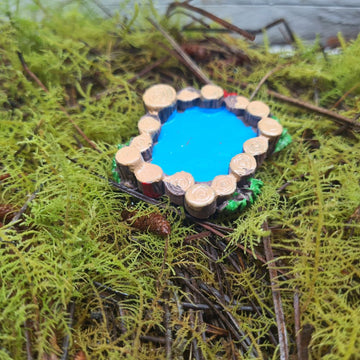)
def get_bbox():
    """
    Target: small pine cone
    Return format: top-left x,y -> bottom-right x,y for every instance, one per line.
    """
122,210 -> 171,238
